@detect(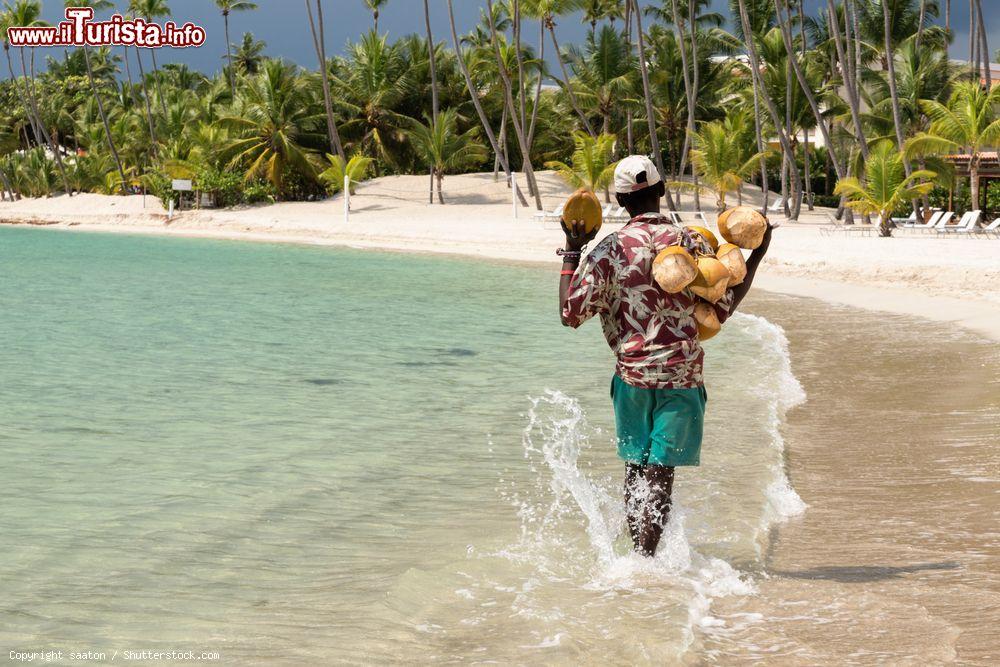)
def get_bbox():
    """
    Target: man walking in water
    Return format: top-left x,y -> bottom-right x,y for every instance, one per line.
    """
558,156 -> 772,556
